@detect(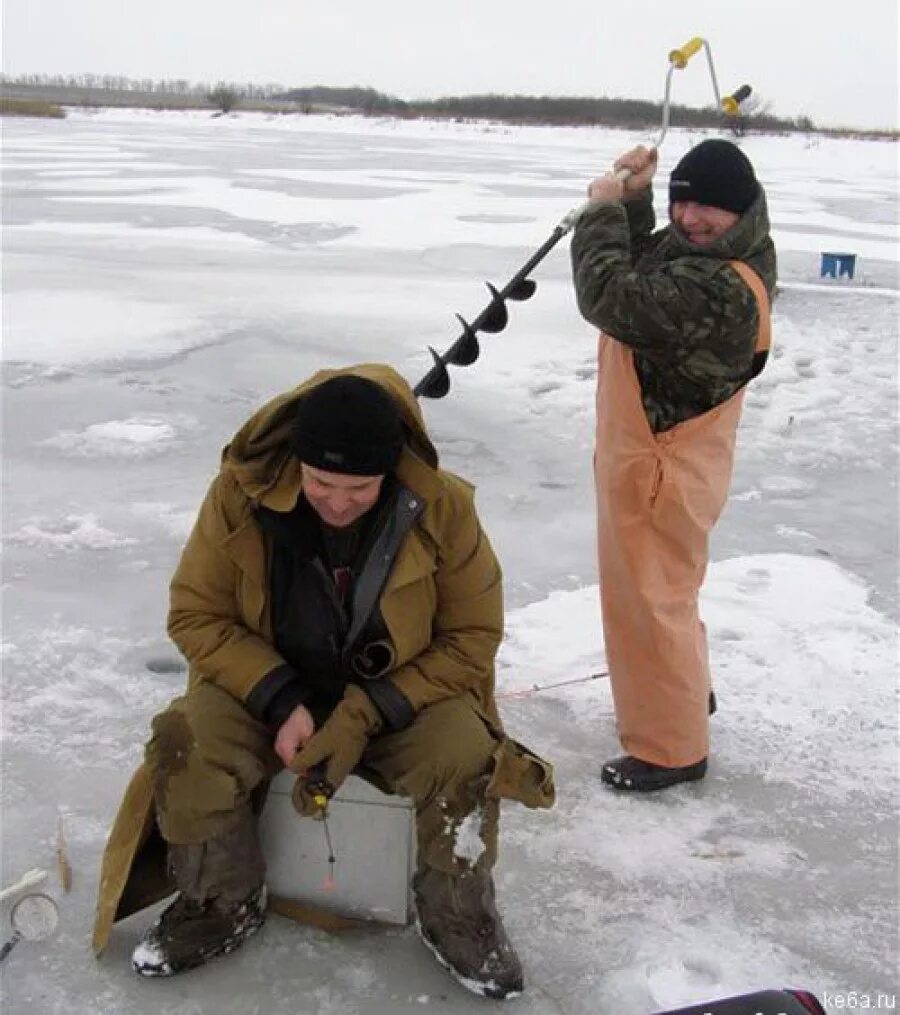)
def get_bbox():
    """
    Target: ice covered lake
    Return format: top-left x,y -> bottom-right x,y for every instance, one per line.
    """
1,109 -> 897,1013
